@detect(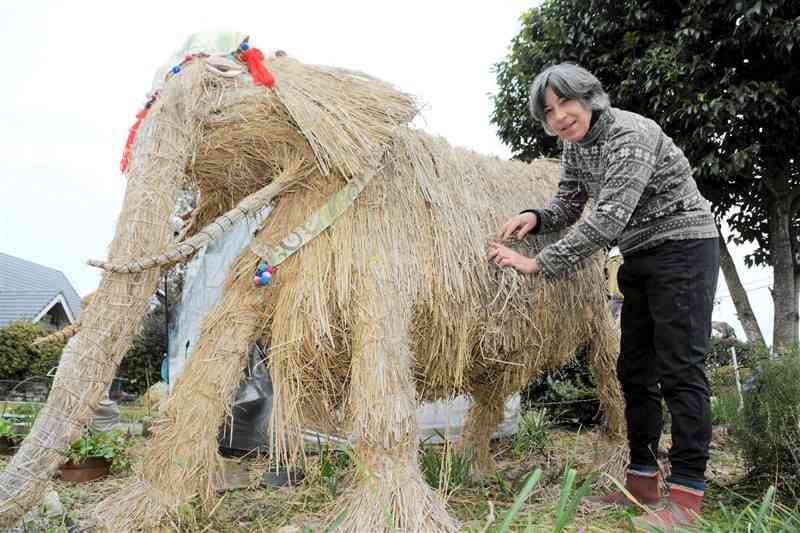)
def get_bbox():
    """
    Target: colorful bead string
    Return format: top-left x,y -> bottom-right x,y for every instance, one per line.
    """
254,260 -> 274,287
